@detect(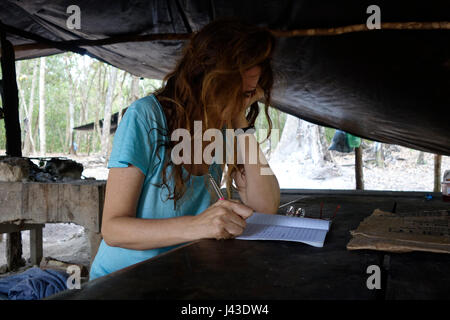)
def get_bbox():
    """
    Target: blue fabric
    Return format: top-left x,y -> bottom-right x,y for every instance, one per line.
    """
328,130 -> 354,153
0,267 -> 68,300
90,95 -> 223,280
